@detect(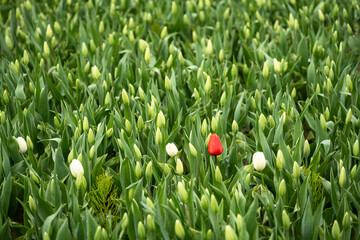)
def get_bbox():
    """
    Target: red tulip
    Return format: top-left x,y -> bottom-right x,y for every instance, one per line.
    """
208,133 -> 223,156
